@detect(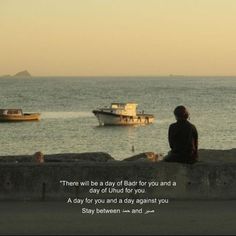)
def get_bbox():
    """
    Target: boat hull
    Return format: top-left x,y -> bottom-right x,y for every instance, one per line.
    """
93,110 -> 154,126
0,113 -> 41,122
